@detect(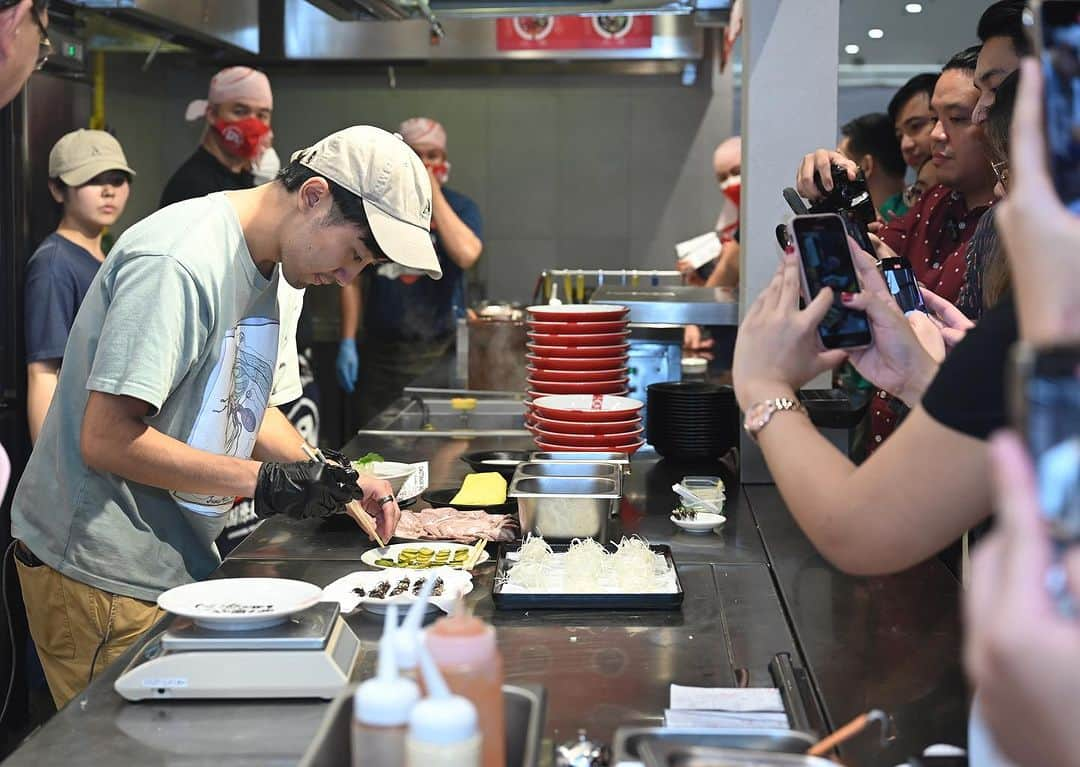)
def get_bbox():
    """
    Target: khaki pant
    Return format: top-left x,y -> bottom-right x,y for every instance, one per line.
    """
15,551 -> 164,708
